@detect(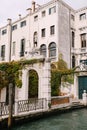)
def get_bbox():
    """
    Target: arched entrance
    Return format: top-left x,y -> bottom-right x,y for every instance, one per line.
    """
28,69 -> 38,98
